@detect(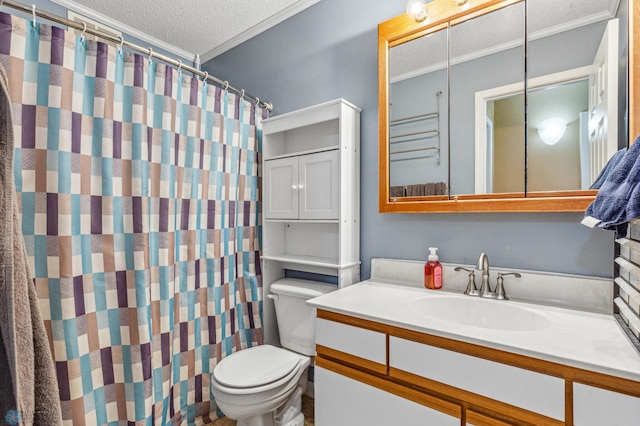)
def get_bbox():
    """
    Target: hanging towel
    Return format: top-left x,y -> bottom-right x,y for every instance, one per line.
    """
589,147 -> 627,189
582,135 -> 640,238
0,65 -> 62,424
